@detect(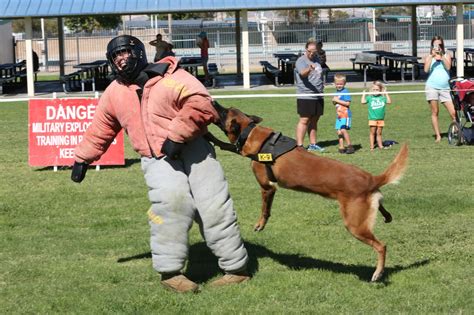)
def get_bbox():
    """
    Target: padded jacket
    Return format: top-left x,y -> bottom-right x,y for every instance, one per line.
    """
74,56 -> 218,163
